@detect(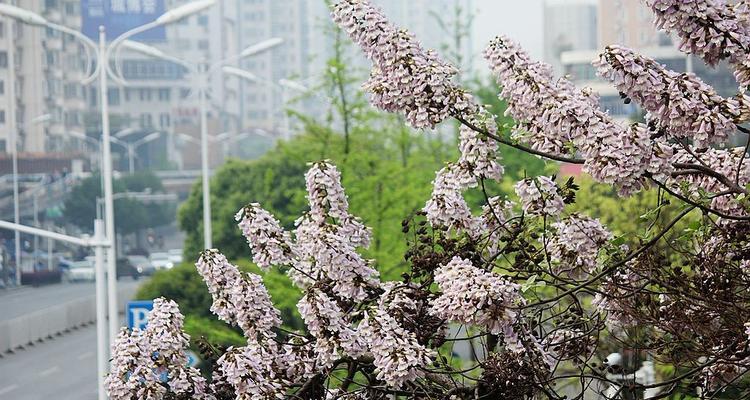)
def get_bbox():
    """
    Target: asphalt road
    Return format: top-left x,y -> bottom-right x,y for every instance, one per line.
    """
0,279 -> 145,399
0,324 -> 99,400
0,280 -> 142,322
